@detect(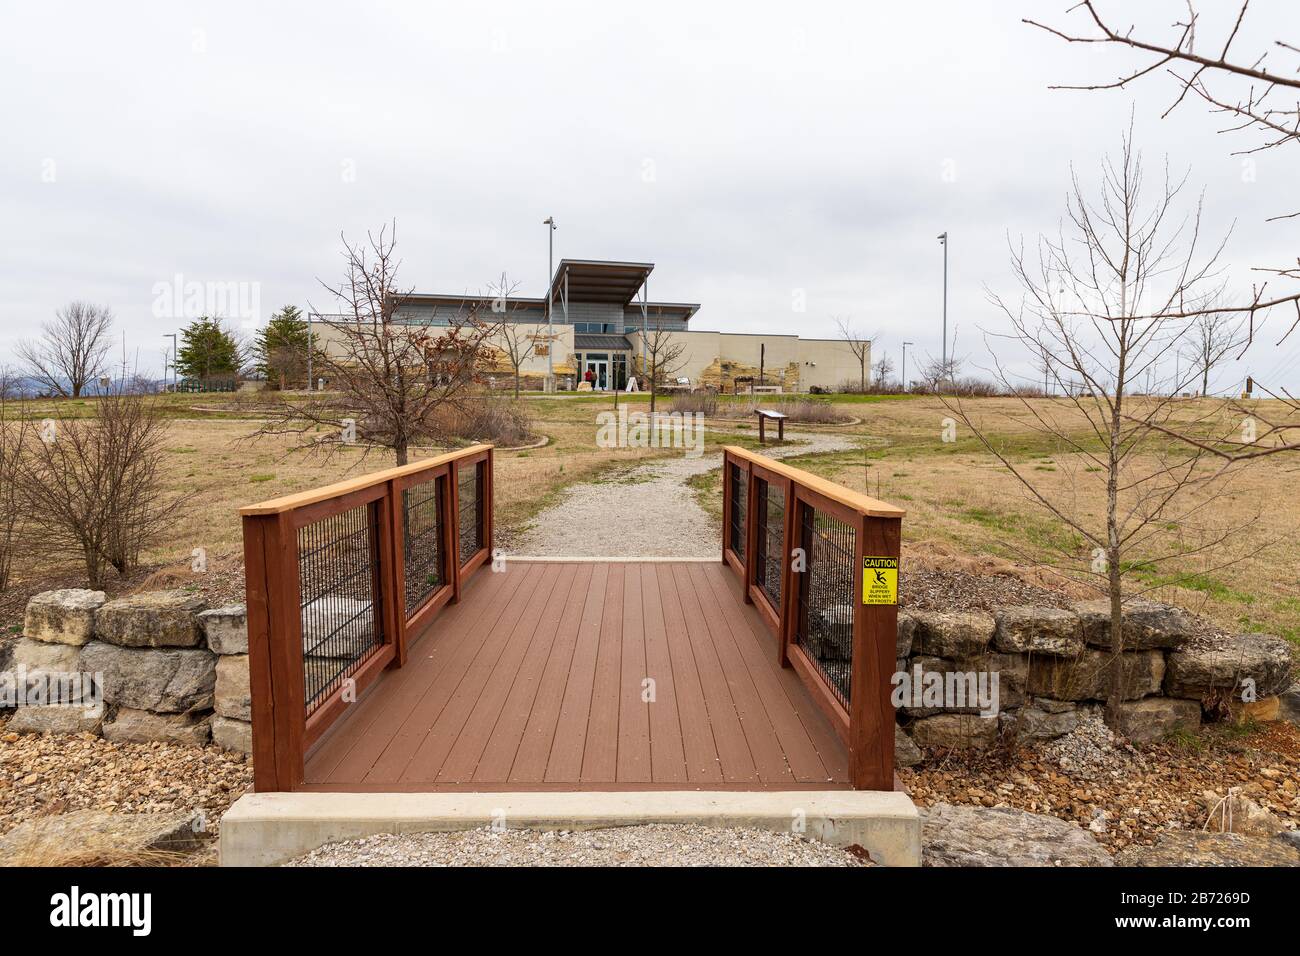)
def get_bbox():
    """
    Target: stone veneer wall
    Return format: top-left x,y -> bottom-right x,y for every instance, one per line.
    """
6,589 -> 251,753
890,599 -> 1296,768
